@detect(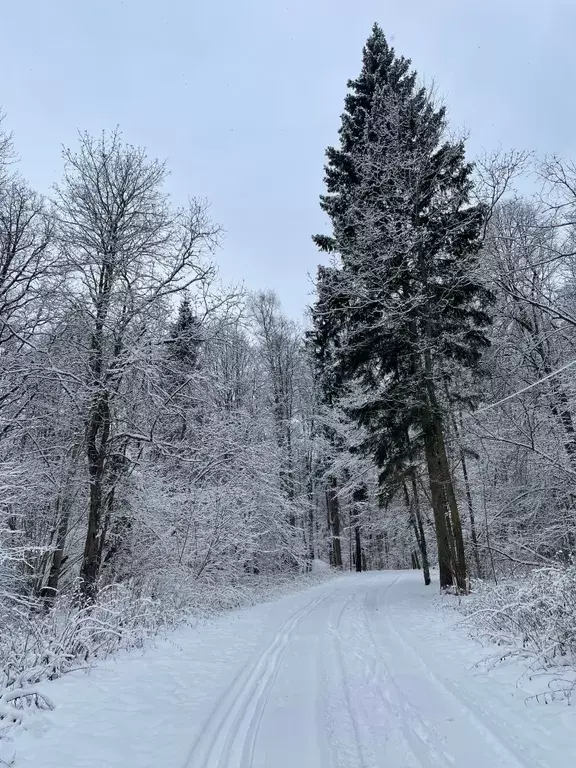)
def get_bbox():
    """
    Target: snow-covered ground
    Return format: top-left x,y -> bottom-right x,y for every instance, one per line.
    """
6,571 -> 576,767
